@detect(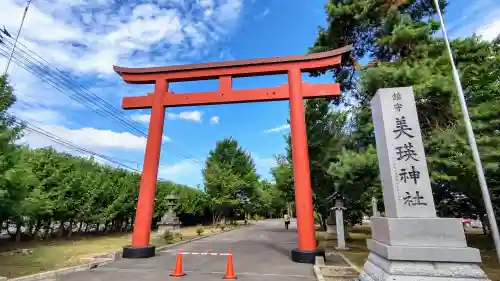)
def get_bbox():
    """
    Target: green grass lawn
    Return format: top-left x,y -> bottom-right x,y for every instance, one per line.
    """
0,225 -> 238,278
317,224 -> 500,281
